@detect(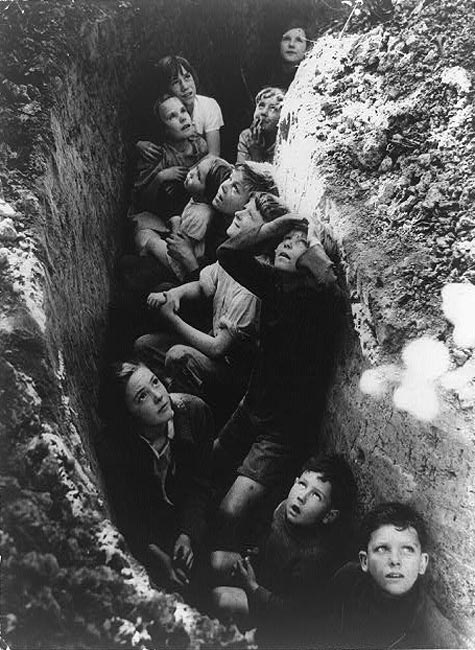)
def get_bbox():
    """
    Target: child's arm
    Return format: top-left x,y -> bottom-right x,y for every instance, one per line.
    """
159,300 -> 233,359
147,281 -> 203,312
234,556 -> 287,615
217,216 -> 304,298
